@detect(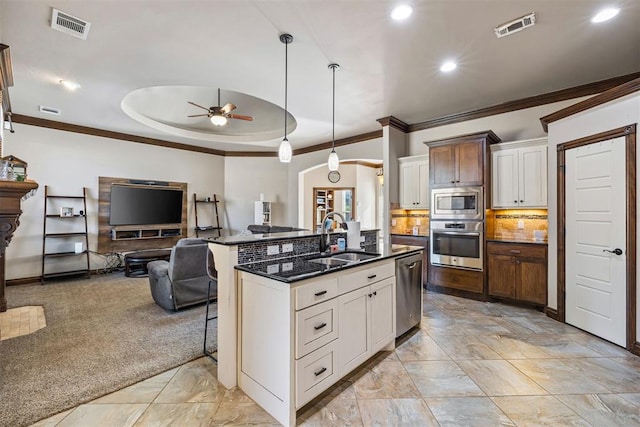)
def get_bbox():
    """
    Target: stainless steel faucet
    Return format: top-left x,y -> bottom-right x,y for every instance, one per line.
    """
319,212 -> 348,253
